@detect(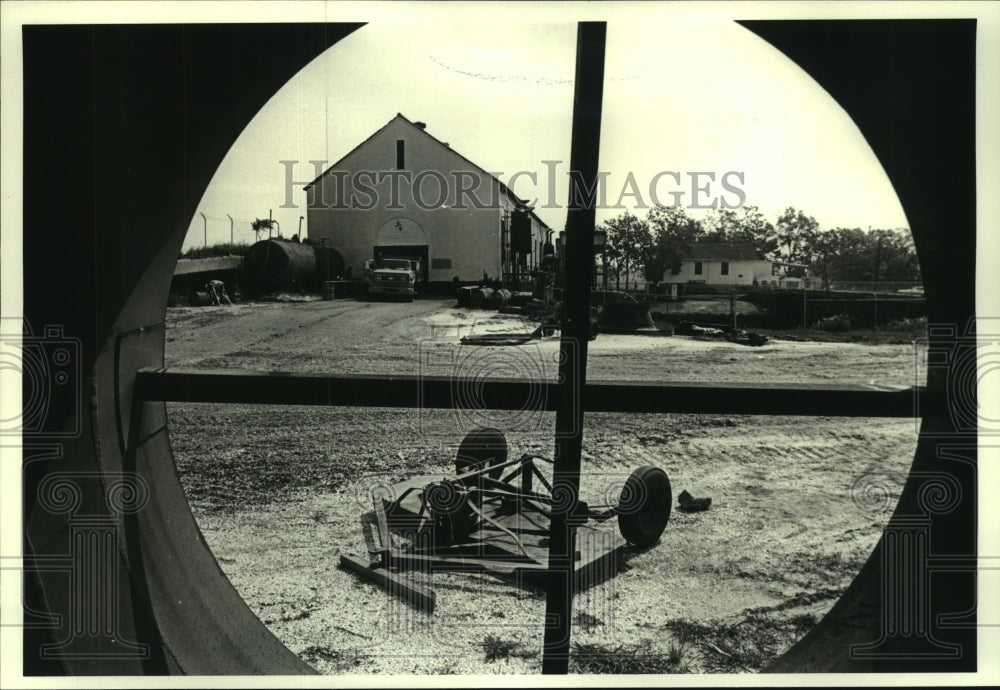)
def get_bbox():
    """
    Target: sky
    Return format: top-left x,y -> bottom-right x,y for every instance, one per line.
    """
183,18 -> 911,251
